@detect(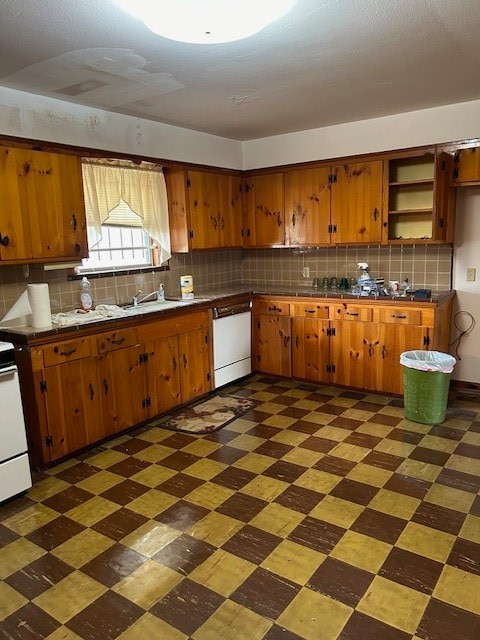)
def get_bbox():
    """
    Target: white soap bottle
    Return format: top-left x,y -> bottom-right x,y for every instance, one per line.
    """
157,283 -> 165,302
80,276 -> 93,311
